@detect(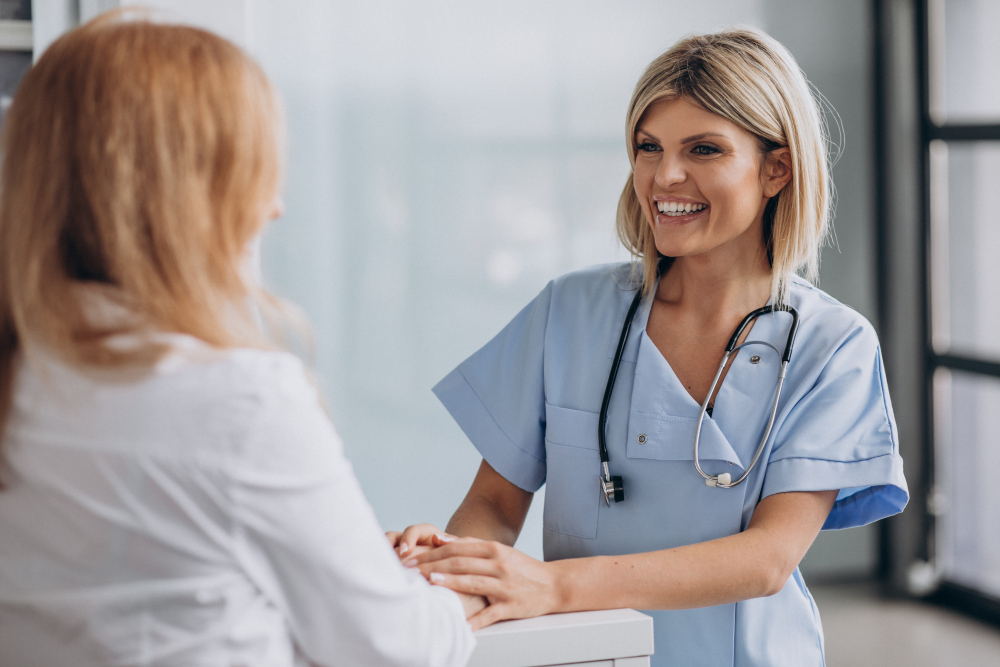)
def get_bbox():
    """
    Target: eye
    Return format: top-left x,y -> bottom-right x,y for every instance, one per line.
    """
636,141 -> 661,153
691,144 -> 721,156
